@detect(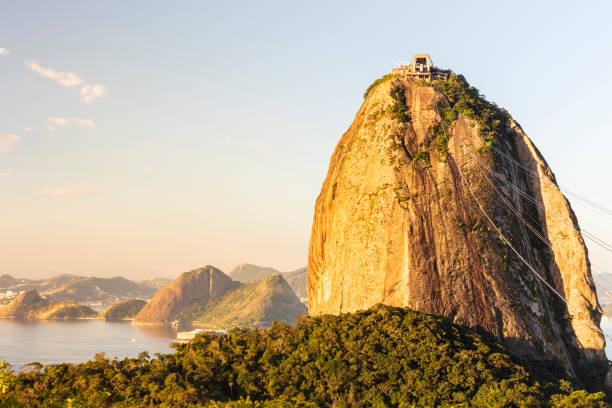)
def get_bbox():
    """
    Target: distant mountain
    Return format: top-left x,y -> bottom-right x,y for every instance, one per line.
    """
228,263 -> 281,283
137,278 -> 173,291
192,274 -> 307,328
133,266 -> 239,324
45,276 -> 156,303
0,274 -> 18,289
227,263 -> 308,305
99,299 -> 147,321
0,289 -> 96,320
283,267 -> 307,301
0,274 -> 164,305
594,273 -> 612,306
